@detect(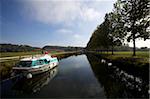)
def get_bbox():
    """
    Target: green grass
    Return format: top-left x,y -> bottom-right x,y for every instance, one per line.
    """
97,51 -> 149,64
114,51 -> 149,57
100,51 -> 148,56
